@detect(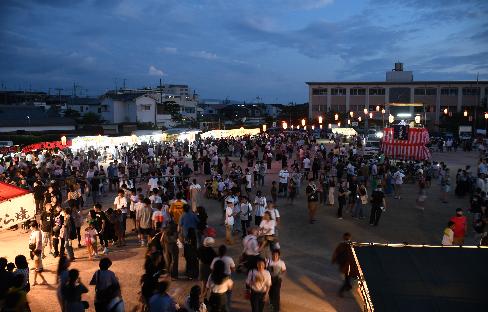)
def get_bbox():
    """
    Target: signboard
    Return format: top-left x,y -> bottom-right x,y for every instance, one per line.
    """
393,125 -> 409,140
0,193 -> 35,231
